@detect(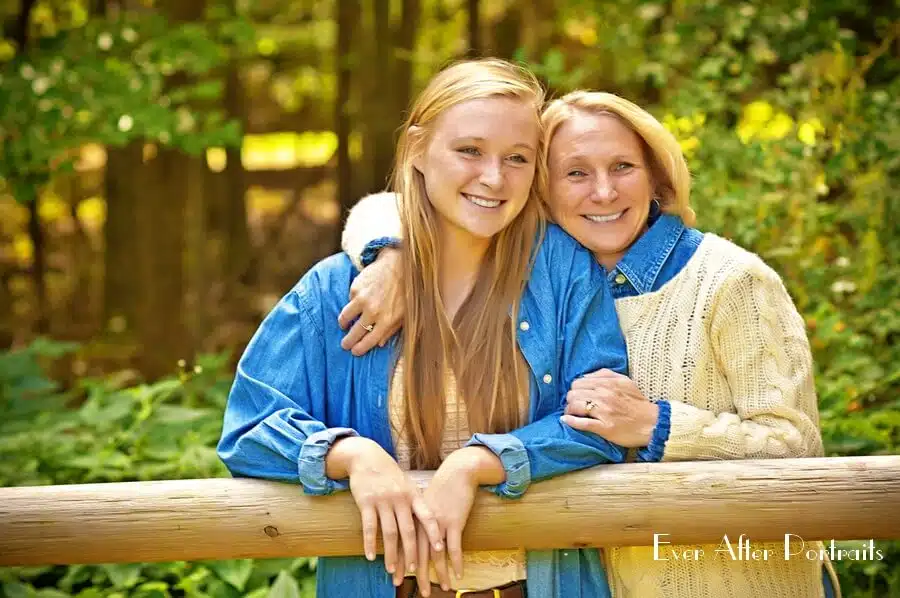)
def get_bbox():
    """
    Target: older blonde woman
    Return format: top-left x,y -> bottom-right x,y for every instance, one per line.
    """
338,90 -> 839,598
